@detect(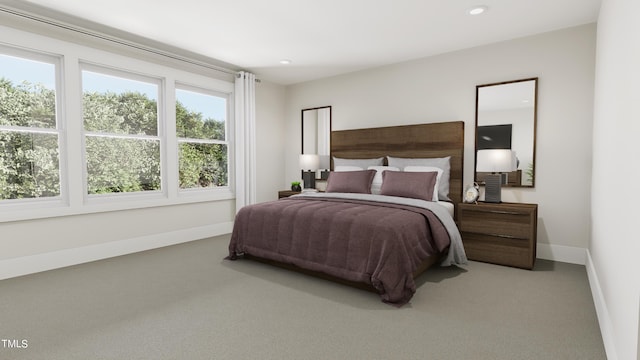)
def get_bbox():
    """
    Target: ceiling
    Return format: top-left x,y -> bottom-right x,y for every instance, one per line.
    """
14,0 -> 601,85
